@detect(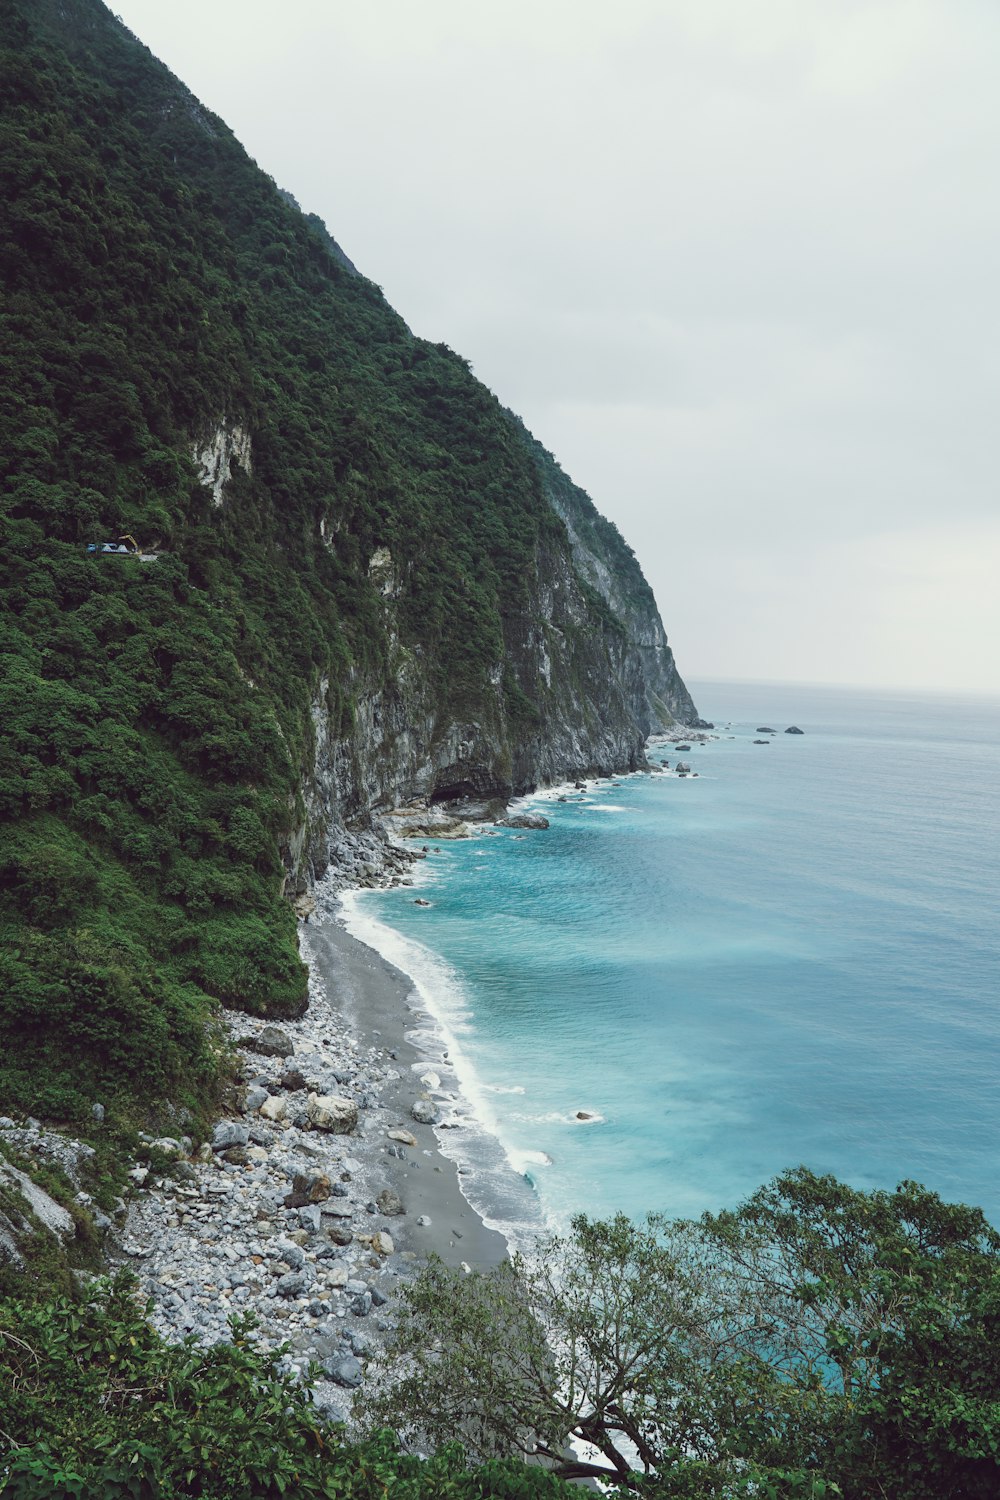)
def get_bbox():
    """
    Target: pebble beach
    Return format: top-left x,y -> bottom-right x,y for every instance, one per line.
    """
117,904 -> 512,1423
